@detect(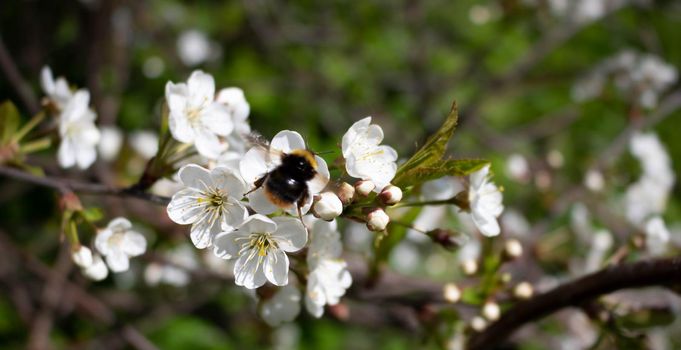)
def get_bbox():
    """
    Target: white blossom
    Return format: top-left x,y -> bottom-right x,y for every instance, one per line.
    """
468,164 -> 504,236
95,217 -> 147,273
98,126 -> 123,161
176,30 -> 214,66
304,218 -> 352,318
505,153 -> 530,183
213,215 -> 307,289
167,164 -> 248,249
57,90 -> 100,169
165,70 -> 234,158
40,66 -> 73,109
72,246 -> 93,268
129,130 -> 159,159
341,117 -> 398,191
144,245 -> 198,287
259,284 -> 302,327
239,130 -> 329,216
